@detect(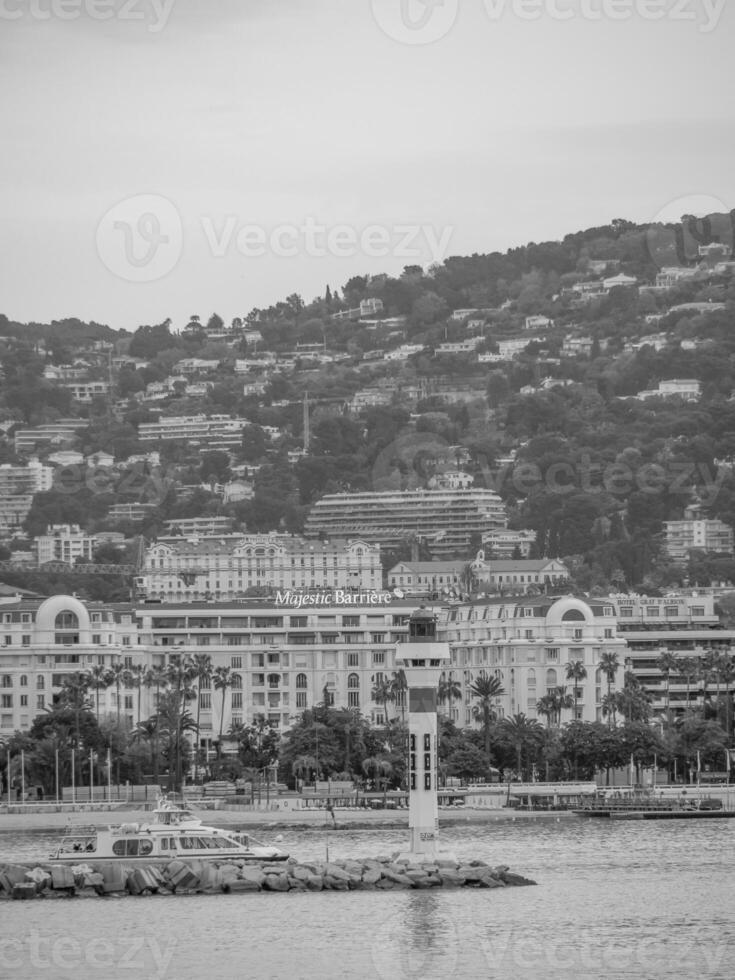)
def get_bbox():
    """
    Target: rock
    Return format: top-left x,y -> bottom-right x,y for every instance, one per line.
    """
323,863 -> 351,882
291,866 -> 312,882
362,869 -> 382,885
375,878 -> 395,890
287,877 -> 307,891
439,870 -> 465,887
264,874 -> 289,892
499,871 -> 536,886
323,875 -> 349,891
305,875 -> 324,891
240,867 -> 267,887
223,879 -> 261,893
381,868 -> 413,887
